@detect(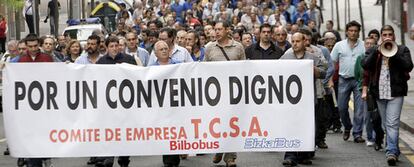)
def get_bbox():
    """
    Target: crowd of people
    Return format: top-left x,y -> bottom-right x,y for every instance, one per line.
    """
0,0 -> 414,167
